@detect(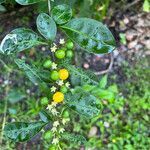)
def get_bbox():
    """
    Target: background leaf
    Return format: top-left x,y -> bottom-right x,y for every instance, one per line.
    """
15,0 -> 43,5
0,4 -> 6,12
39,110 -> 52,123
52,4 -> 72,25
36,13 -> 57,40
65,89 -> 100,118
99,75 -> 107,89
0,28 -> 46,55
4,121 -> 46,142
61,132 -> 87,145
61,18 -> 116,54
